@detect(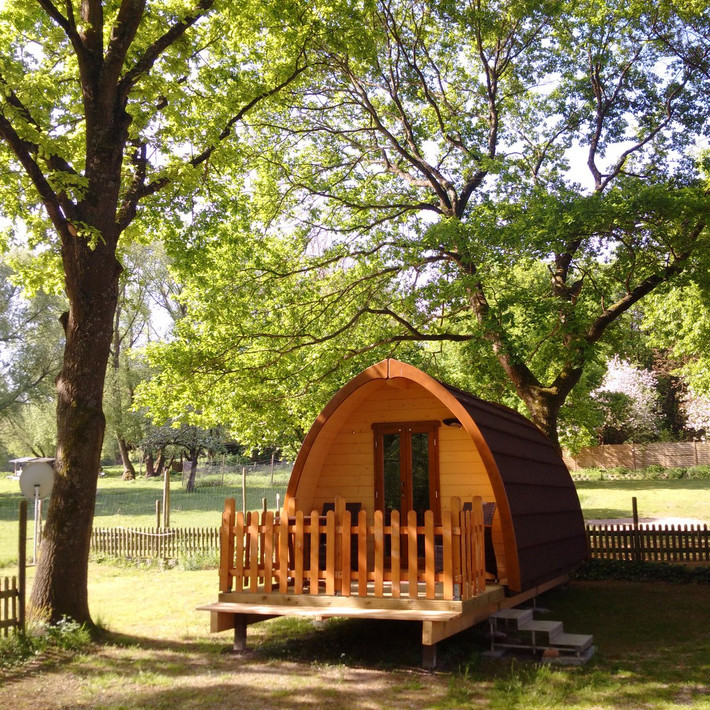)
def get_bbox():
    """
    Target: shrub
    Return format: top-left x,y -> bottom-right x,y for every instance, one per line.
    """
686,465 -> 710,479
0,616 -> 91,670
574,560 -> 710,584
